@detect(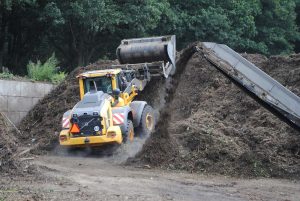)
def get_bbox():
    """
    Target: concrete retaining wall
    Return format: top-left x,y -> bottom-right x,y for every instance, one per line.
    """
0,79 -> 55,125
